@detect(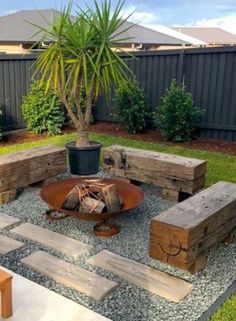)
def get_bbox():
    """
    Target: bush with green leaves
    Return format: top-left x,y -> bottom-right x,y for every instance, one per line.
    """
154,79 -> 203,142
115,80 -> 147,134
22,82 -> 64,135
